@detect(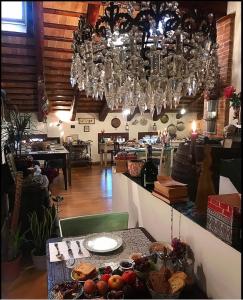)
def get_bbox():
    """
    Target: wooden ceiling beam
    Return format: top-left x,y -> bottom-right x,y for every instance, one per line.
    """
127,107 -> 140,122
1,43 -> 35,50
2,66 -> 36,74
44,57 -> 72,63
44,47 -> 72,53
44,22 -> 76,31
153,108 -> 165,121
70,87 -> 79,121
47,90 -> 73,95
99,102 -> 110,121
46,83 -> 72,89
43,8 -> 85,17
33,1 -> 46,122
4,88 -> 37,94
44,35 -> 72,43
